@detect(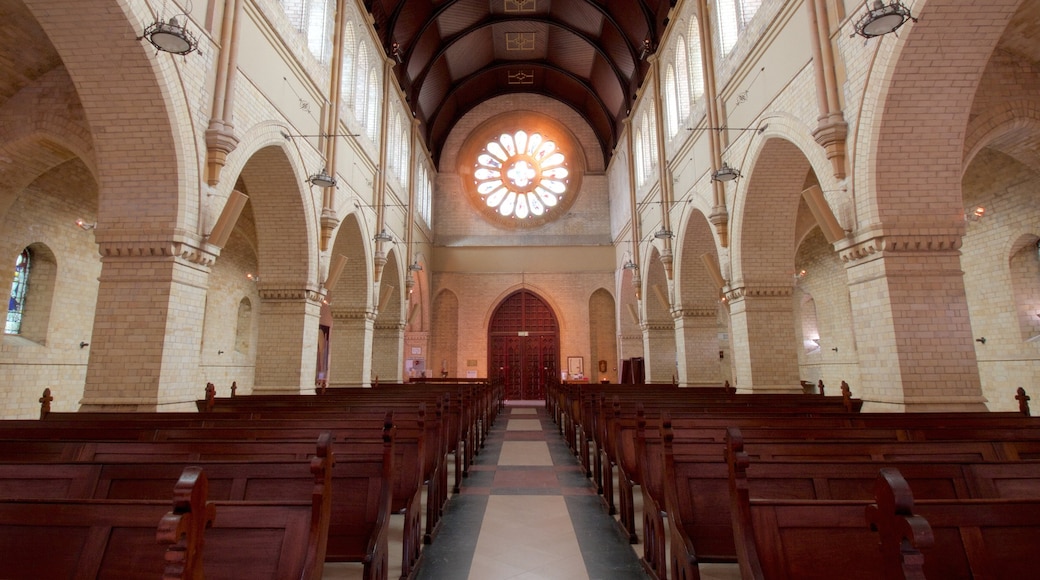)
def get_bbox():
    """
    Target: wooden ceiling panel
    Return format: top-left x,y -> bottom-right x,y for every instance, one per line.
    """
368,0 -> 674,164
